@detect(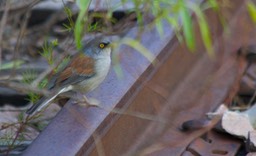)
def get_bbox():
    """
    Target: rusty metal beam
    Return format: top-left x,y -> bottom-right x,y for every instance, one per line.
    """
122,1 -> 253,155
